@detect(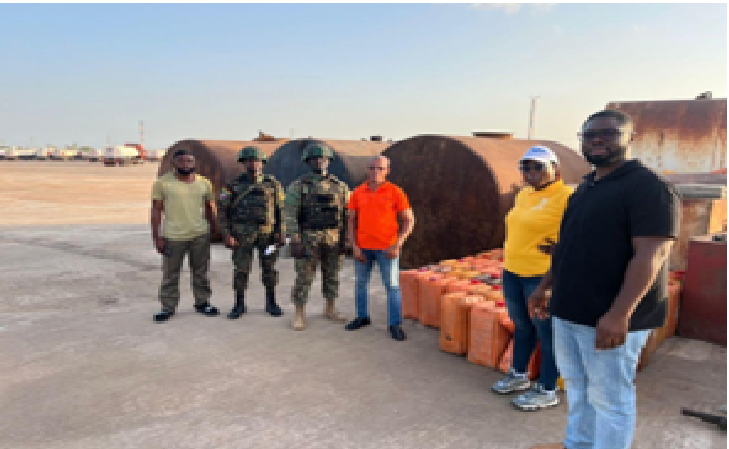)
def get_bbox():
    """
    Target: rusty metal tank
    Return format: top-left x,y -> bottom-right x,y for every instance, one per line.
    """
158,139 -> 283,195
382,135 -> 591,268
263,138 -> 390,189
606,98 -> 727,173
